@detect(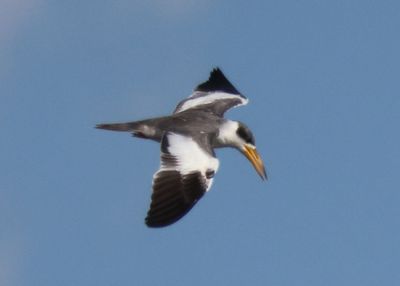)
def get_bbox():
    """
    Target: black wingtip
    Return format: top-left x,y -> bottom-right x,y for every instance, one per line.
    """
195,67 -> 241,95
